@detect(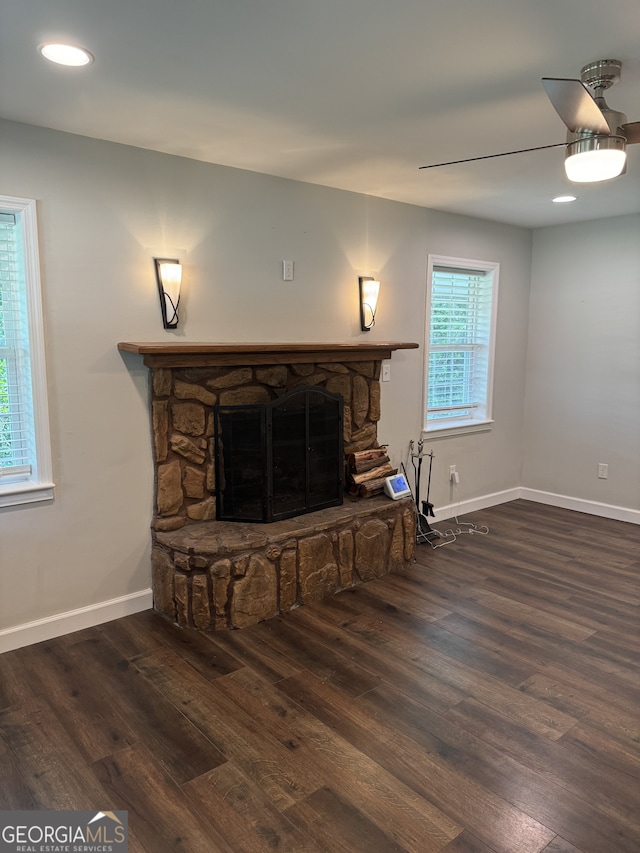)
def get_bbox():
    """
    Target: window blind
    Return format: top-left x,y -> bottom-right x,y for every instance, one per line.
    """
0,211 -> 34,480
427,265 -> 493,422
